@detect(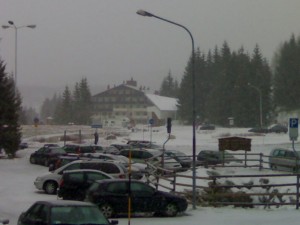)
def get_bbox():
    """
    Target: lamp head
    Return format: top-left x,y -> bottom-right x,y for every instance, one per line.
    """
136,10 -> 153,17
2,25 -> 10,29
8,21 -> 14,25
